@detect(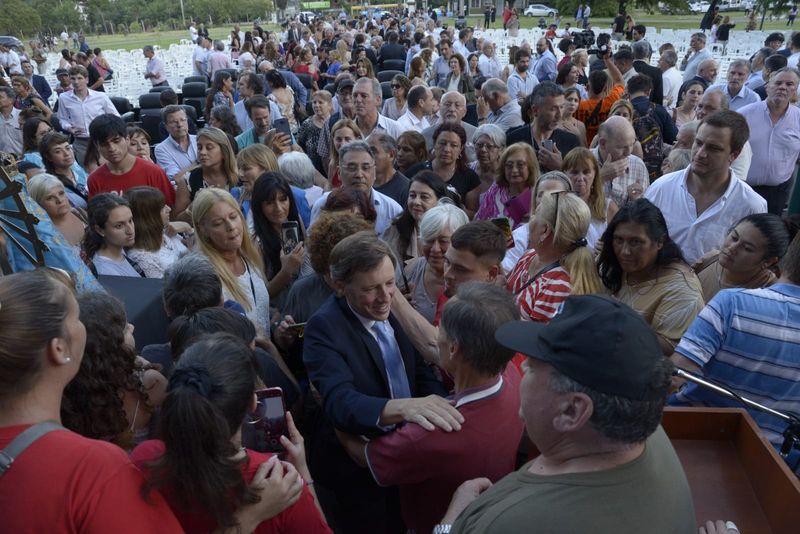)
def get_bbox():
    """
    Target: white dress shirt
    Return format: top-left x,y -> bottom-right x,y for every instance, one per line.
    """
644,167 -> 767,263
56,89 -> 119,139
395,109 -> 431,133
738,100 -> 800,187
310,188 -> 402,236
662,66 -> 683,109
146,56 -> 168,85
478,53 -> 501,79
